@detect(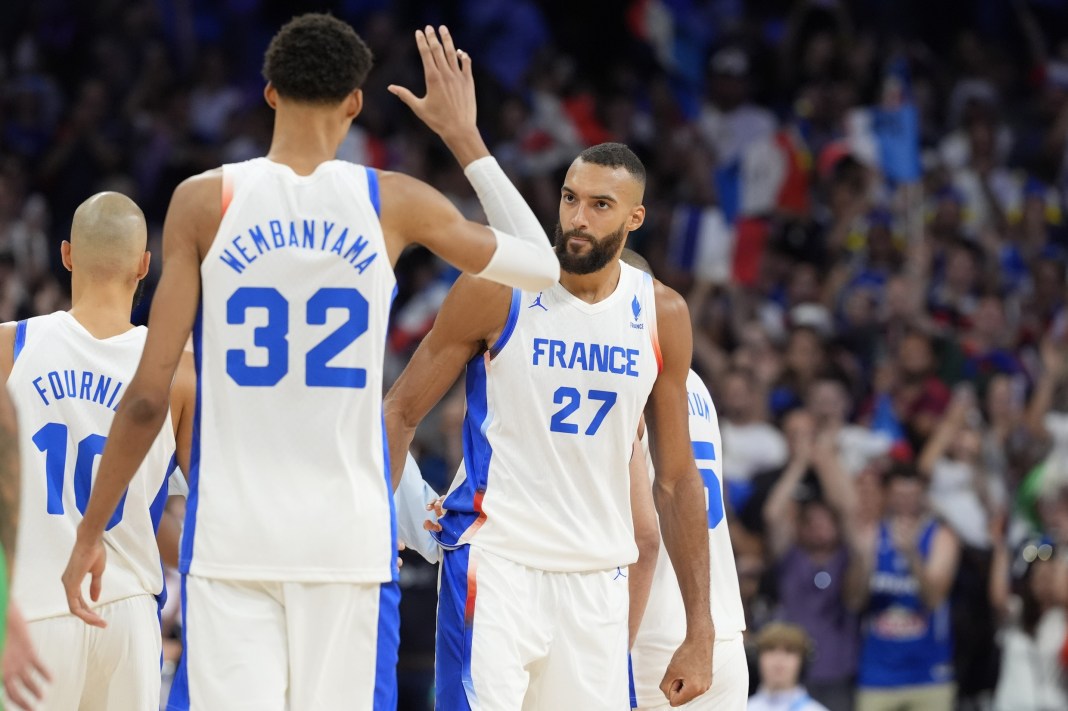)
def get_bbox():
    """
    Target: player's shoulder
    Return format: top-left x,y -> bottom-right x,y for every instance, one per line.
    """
651,279 -> 689,323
